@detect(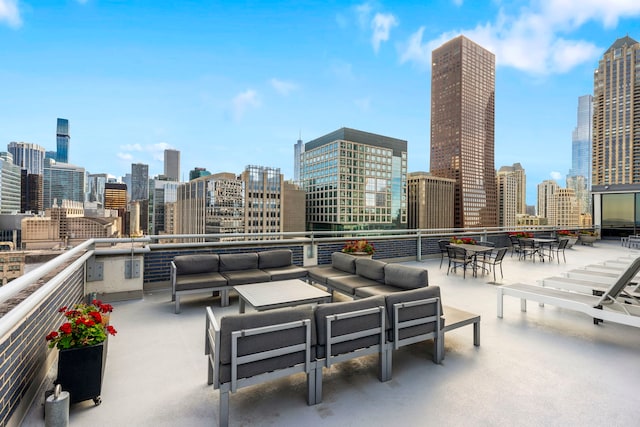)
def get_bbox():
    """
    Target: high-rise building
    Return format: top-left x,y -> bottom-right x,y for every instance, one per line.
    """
56,118 -> 70,163
282,180 -> 306,232
496,167 -> 519,228
163,149 -> 180,182
0,153 -> 21,214
43,158 -> 85,209
21,169 -> 43,213
552,188 -> 580,227
241,165 -> 283,235
567,94 -> 593,214
7,141 -> 46,175
537,179 -> 560,221
301,127 -> 407,231
593,36 -> 640,185
86,173 -> 112,206
150,178 -> 178,235
294,137 -> 304,184
131,163 -> 149,201
176,172 -> 244,241
430,35 -> 497,228
406,172 -> 455,229
189,167 -> 211,181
